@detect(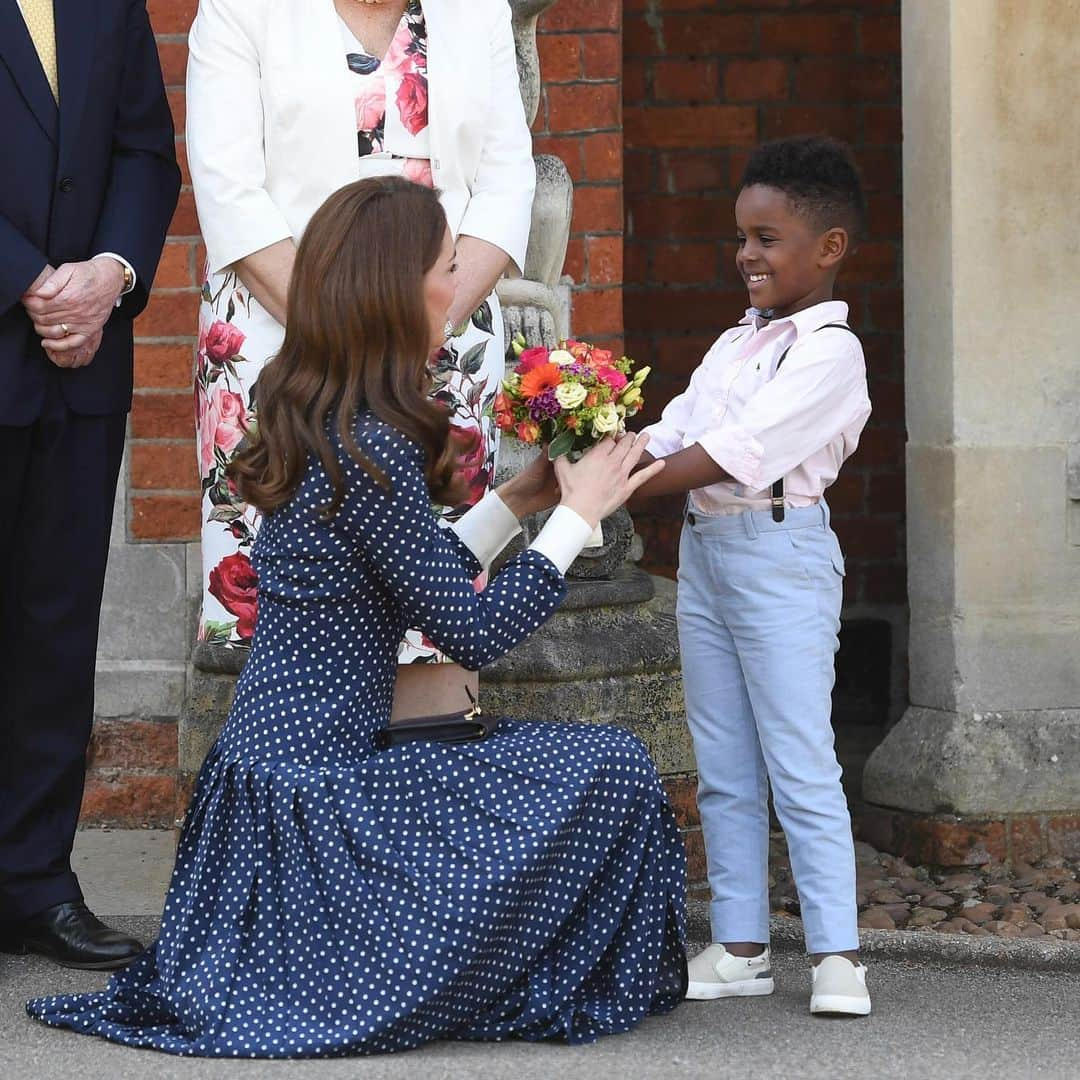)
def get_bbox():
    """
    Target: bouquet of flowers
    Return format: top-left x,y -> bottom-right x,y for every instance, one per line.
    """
492,336 -> 651,546
494,336 -> 650,461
